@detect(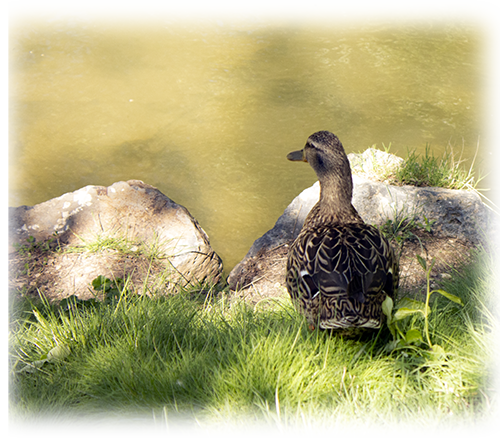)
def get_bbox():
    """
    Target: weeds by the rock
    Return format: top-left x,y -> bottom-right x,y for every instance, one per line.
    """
383,255 -> 464,355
